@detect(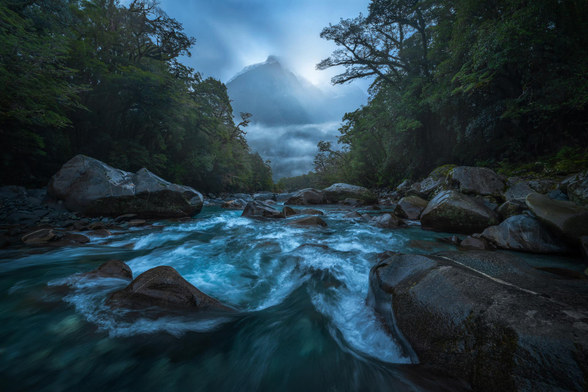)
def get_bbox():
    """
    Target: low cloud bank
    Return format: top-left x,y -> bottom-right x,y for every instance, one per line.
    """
246,122 -> 341,180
